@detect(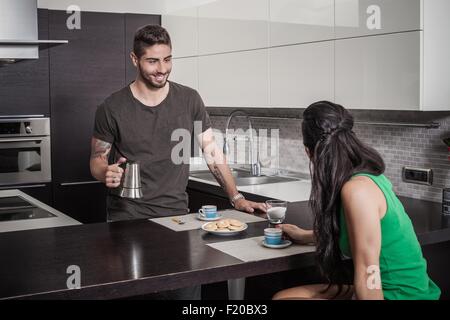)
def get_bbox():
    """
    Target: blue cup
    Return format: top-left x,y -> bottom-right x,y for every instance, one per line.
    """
199,205 -> 218,219
264,228 -> 282,245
